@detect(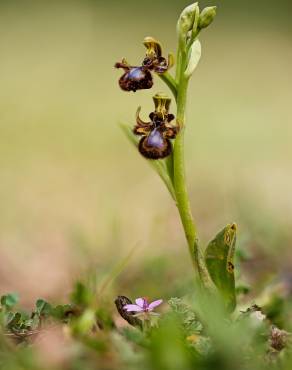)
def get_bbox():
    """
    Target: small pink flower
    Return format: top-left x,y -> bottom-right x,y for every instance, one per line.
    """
124,297 -> 163,314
